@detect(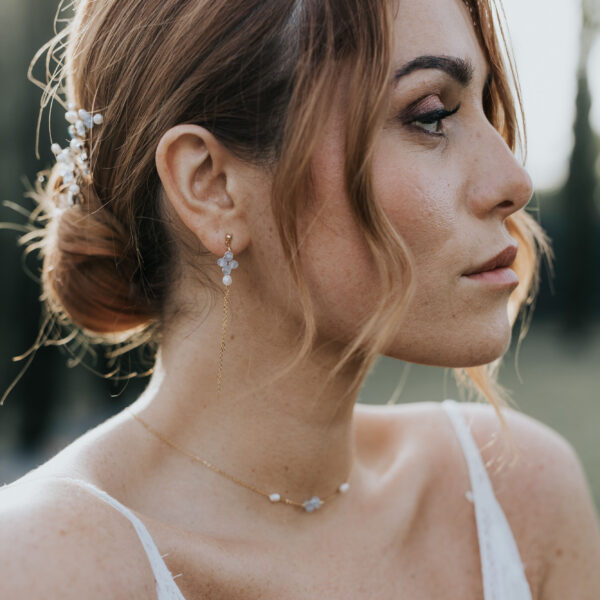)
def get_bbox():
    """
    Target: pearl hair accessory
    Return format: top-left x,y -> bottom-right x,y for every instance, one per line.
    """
50,102 -> 104,207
